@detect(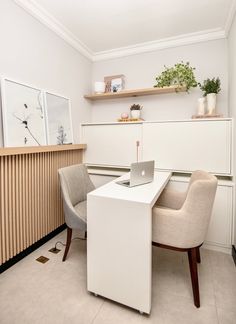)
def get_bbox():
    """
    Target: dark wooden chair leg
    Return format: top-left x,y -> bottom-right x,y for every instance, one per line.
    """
188,248 -> 200,308
196,247 -> 201,264
62,227 -> 72,262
